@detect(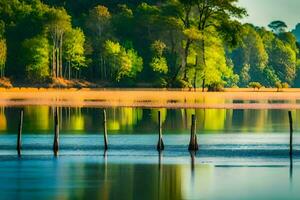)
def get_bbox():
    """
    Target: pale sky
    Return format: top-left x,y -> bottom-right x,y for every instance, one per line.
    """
238,0 -> 300,29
